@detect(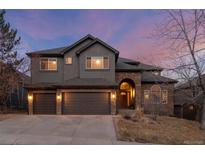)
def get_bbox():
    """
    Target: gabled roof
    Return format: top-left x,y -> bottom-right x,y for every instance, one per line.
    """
141,72 -> 177,83
26,34 -> 119,57
60,34 -> 95,55
75,38 -> 119,56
